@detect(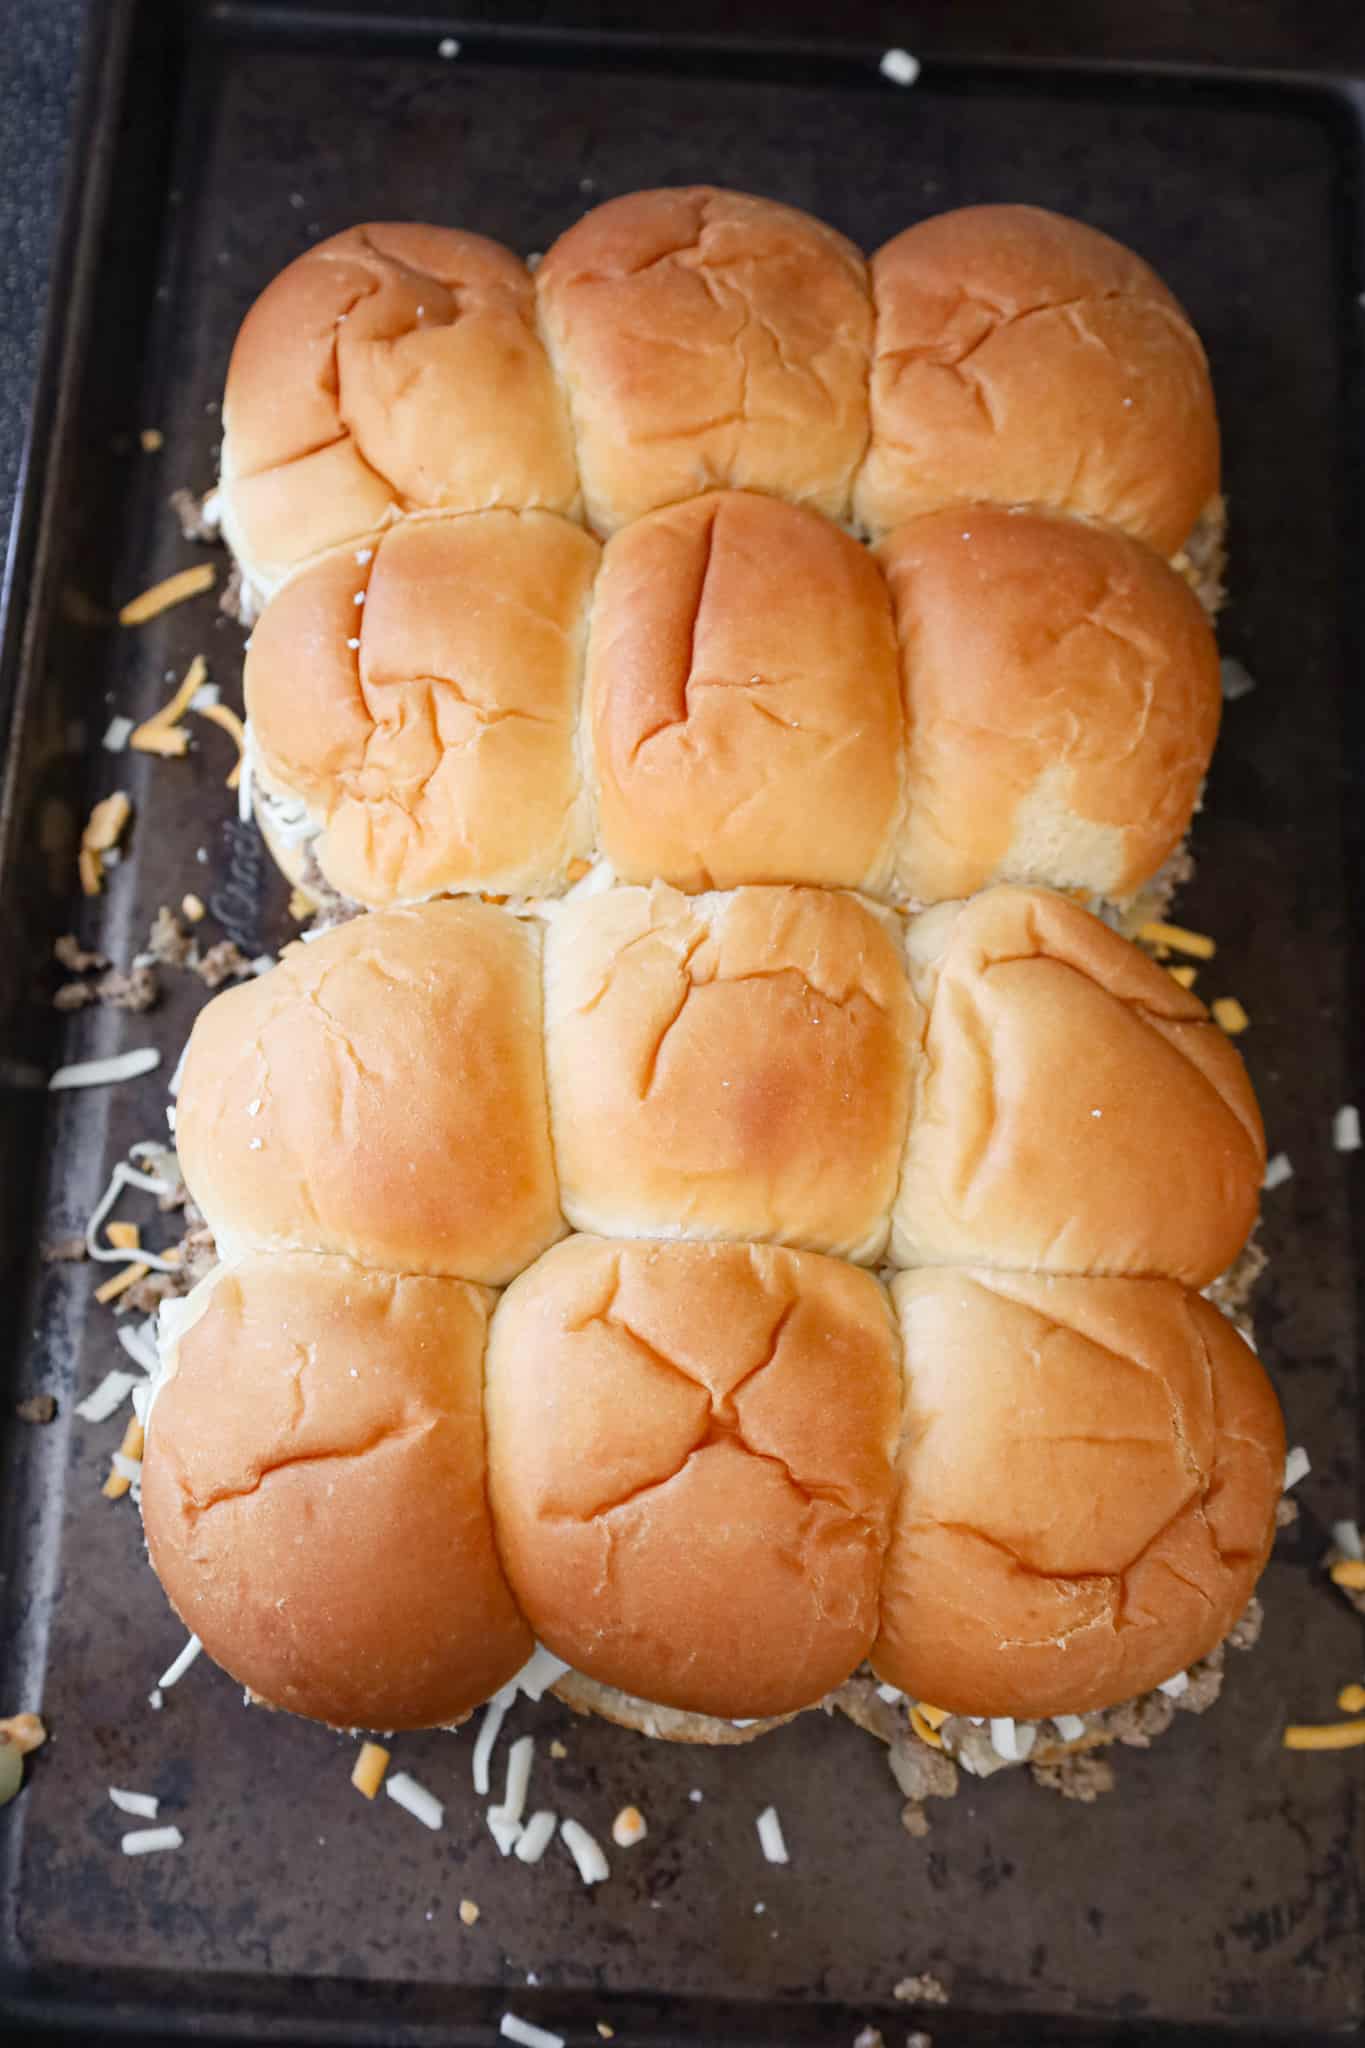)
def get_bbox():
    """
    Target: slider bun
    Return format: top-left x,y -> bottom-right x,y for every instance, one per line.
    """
855,204 -> 1219,555
486,1236 -> 901,1720
220,223 -> 579,600
537,188 -> 872,532
141,1254 -> 532,1729
892,887 -> 1264,1285
878,505 -> 1222,902
874,1267 -> 1285,1717
244,511 -> 600,906
588,490 -> 902,891
175,902 -> 563,1286
542,883 -> 916,1262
